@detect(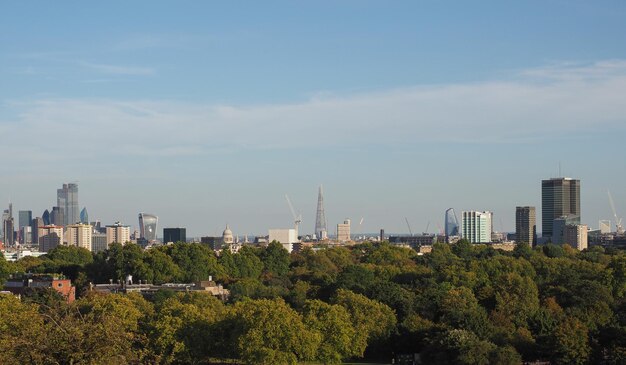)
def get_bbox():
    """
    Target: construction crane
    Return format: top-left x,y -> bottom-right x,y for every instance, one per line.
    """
424,221 -> 430,235
608,190 -> 624,235
285,195 -> 302,236
405,217 -> 414,236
